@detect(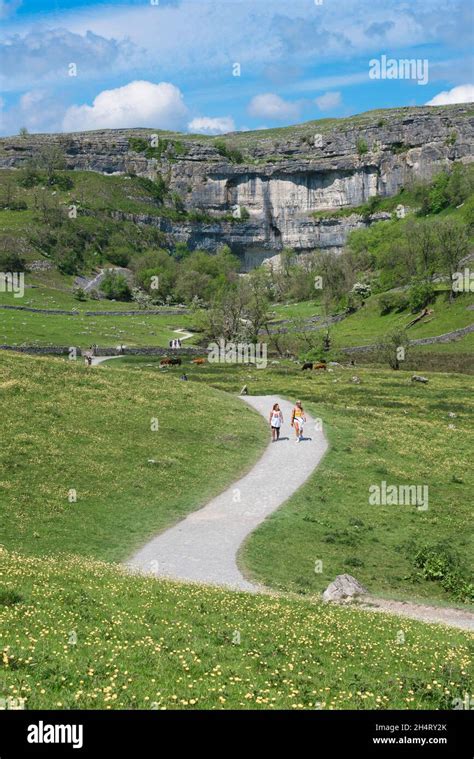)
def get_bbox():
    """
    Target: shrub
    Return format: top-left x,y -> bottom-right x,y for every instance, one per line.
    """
413,543 -> 474,603
0,199 -> 27,211
0,250 -> 26,272
377,327 -> 410,369
49,173 -> 74,190
73,287 -> 87,302
356,137 -> 368,156
105,246 -> 131,267
129,137 -> 188,161
408,282 -> 436,313
100,271 -> 132,301
214,140 -> 244,164
135,175 -> 168,205
351,282 -> 371,299
17,165 -> 42,188
54,248 -> 84,275
378,291 -> 409,315
445,131 -> 457,146
172,192 -> 185,213
360,195 -> 381,219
